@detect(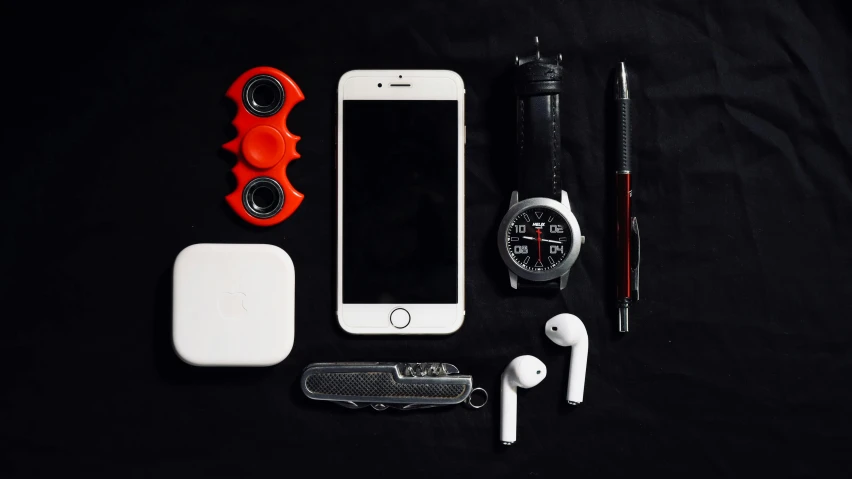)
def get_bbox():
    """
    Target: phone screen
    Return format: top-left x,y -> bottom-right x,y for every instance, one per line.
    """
342,100 -> 459,304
